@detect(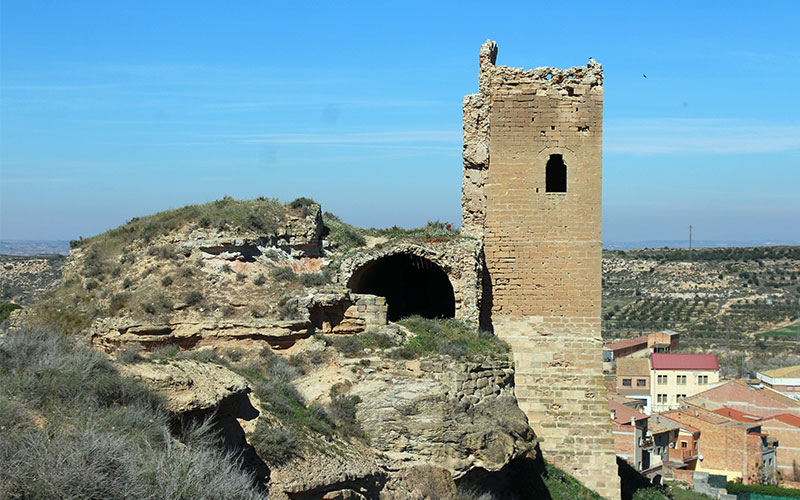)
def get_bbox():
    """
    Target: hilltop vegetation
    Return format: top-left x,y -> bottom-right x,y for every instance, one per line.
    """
603,246 -> 800,375
0,326 -> 264,500
19,197 -> 325,335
